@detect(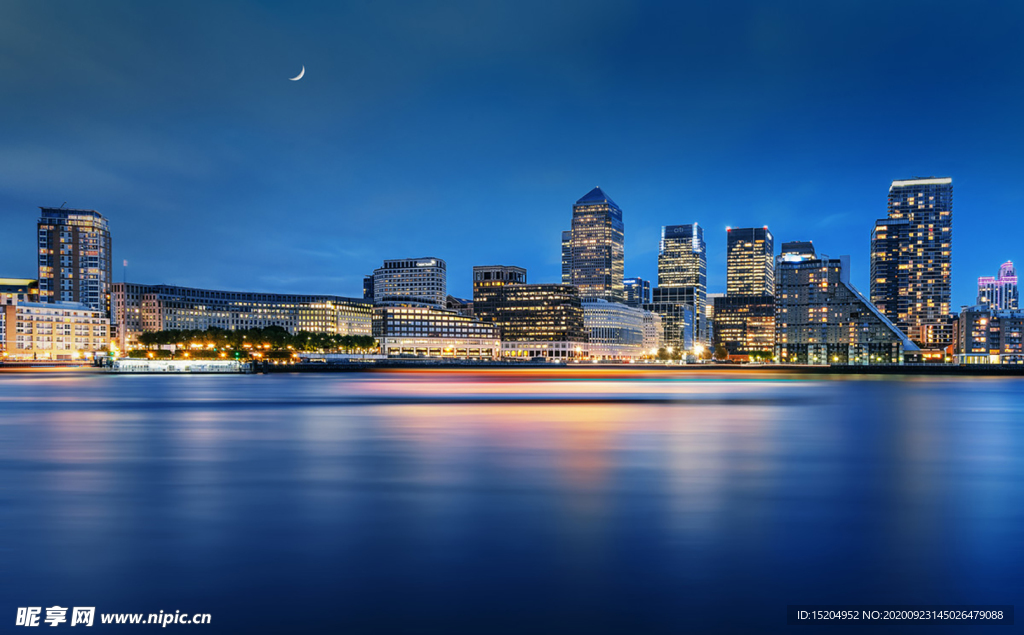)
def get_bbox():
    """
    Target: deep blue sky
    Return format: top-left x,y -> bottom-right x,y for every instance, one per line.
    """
1,1 -> 1021,307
